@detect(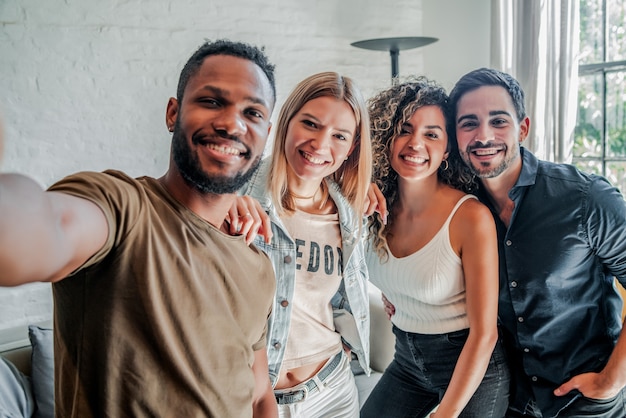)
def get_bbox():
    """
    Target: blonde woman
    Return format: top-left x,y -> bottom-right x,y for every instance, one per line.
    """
235,72 -> 372,417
